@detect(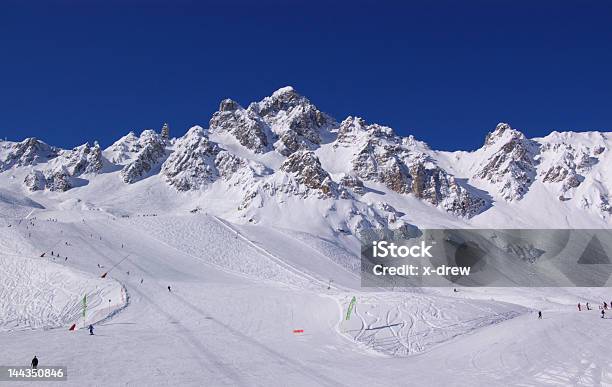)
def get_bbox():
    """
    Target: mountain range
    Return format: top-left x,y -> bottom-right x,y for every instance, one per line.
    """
1,86 -> 611,239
